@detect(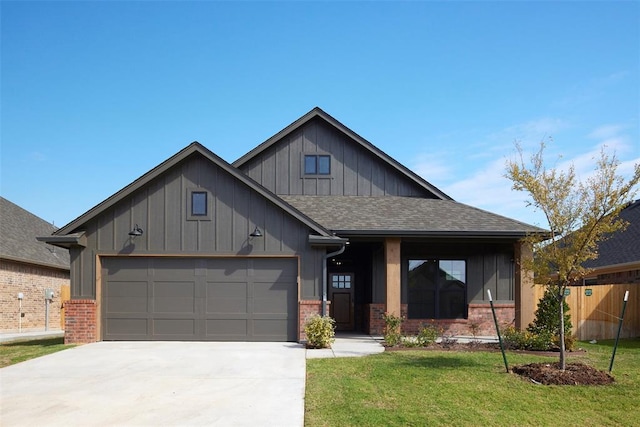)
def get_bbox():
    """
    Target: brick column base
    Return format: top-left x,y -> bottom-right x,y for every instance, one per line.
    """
298,300 -> 330,342
64,299 -> 97,344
